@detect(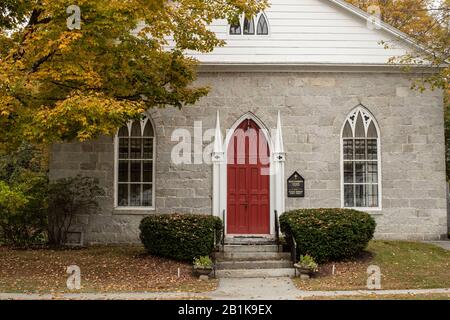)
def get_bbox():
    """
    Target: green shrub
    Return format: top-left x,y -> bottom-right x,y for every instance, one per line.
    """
47,175 -> 103,246
280,208 -> 376,263
139,214 -> 222,261
0,143 -> 48,246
